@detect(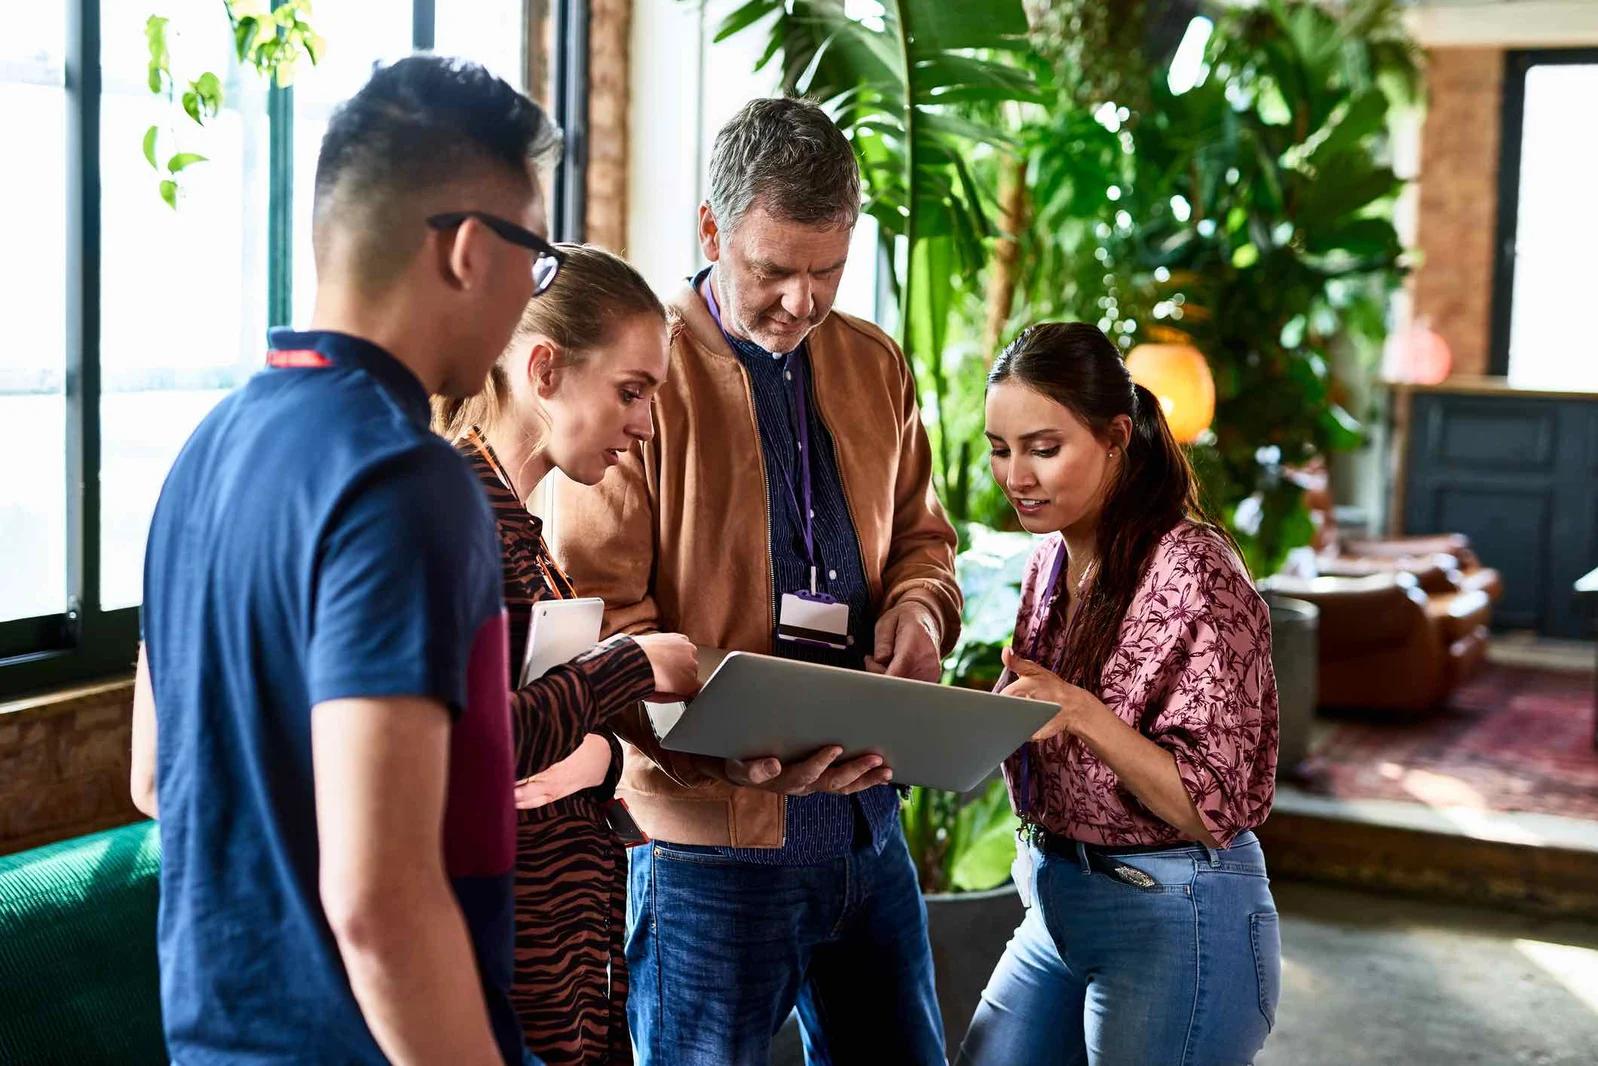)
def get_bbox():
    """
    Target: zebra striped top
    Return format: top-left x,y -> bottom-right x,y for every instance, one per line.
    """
456,426 -> 655,817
